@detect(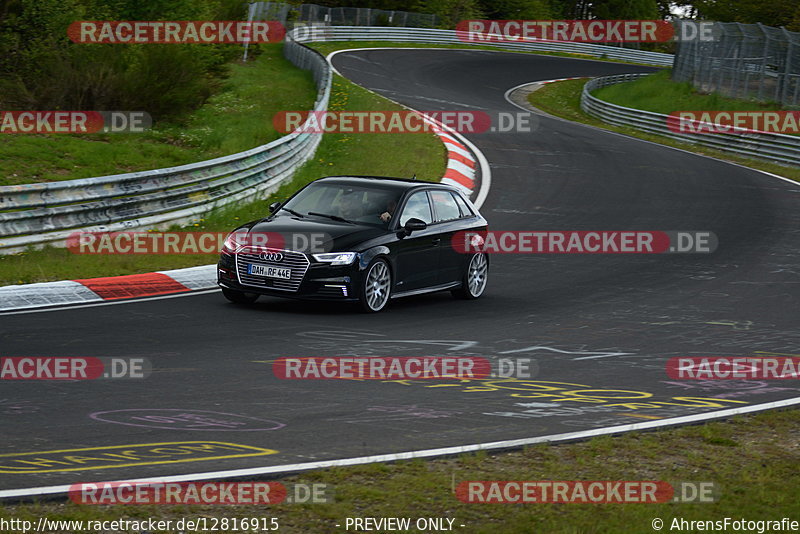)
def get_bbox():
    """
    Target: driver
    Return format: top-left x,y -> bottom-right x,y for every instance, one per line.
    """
337,192 -> 363,219
380,199 -> 397,222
